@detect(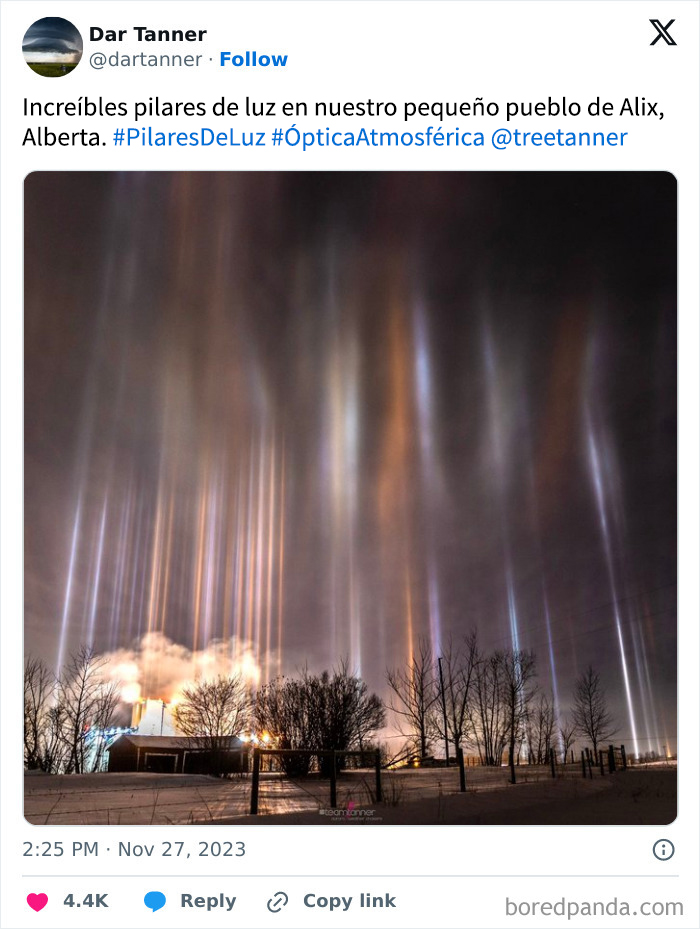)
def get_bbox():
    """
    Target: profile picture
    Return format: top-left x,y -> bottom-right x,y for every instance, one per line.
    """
23,17 -> 83,77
